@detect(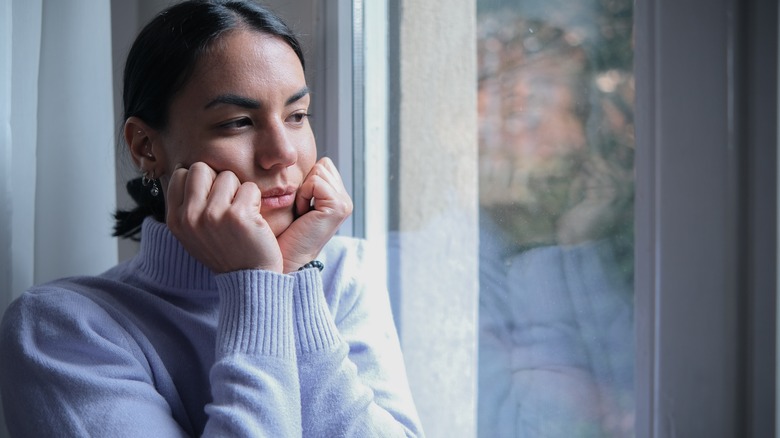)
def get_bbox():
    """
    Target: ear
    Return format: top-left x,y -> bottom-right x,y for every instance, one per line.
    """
124,116 -> 168,177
